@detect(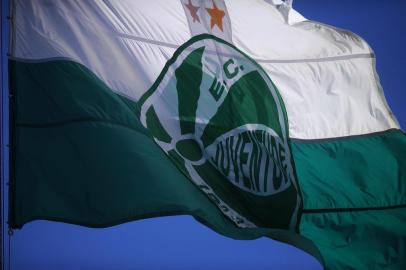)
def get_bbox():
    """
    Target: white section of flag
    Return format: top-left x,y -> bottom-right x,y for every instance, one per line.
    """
11,0 -> 399,139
